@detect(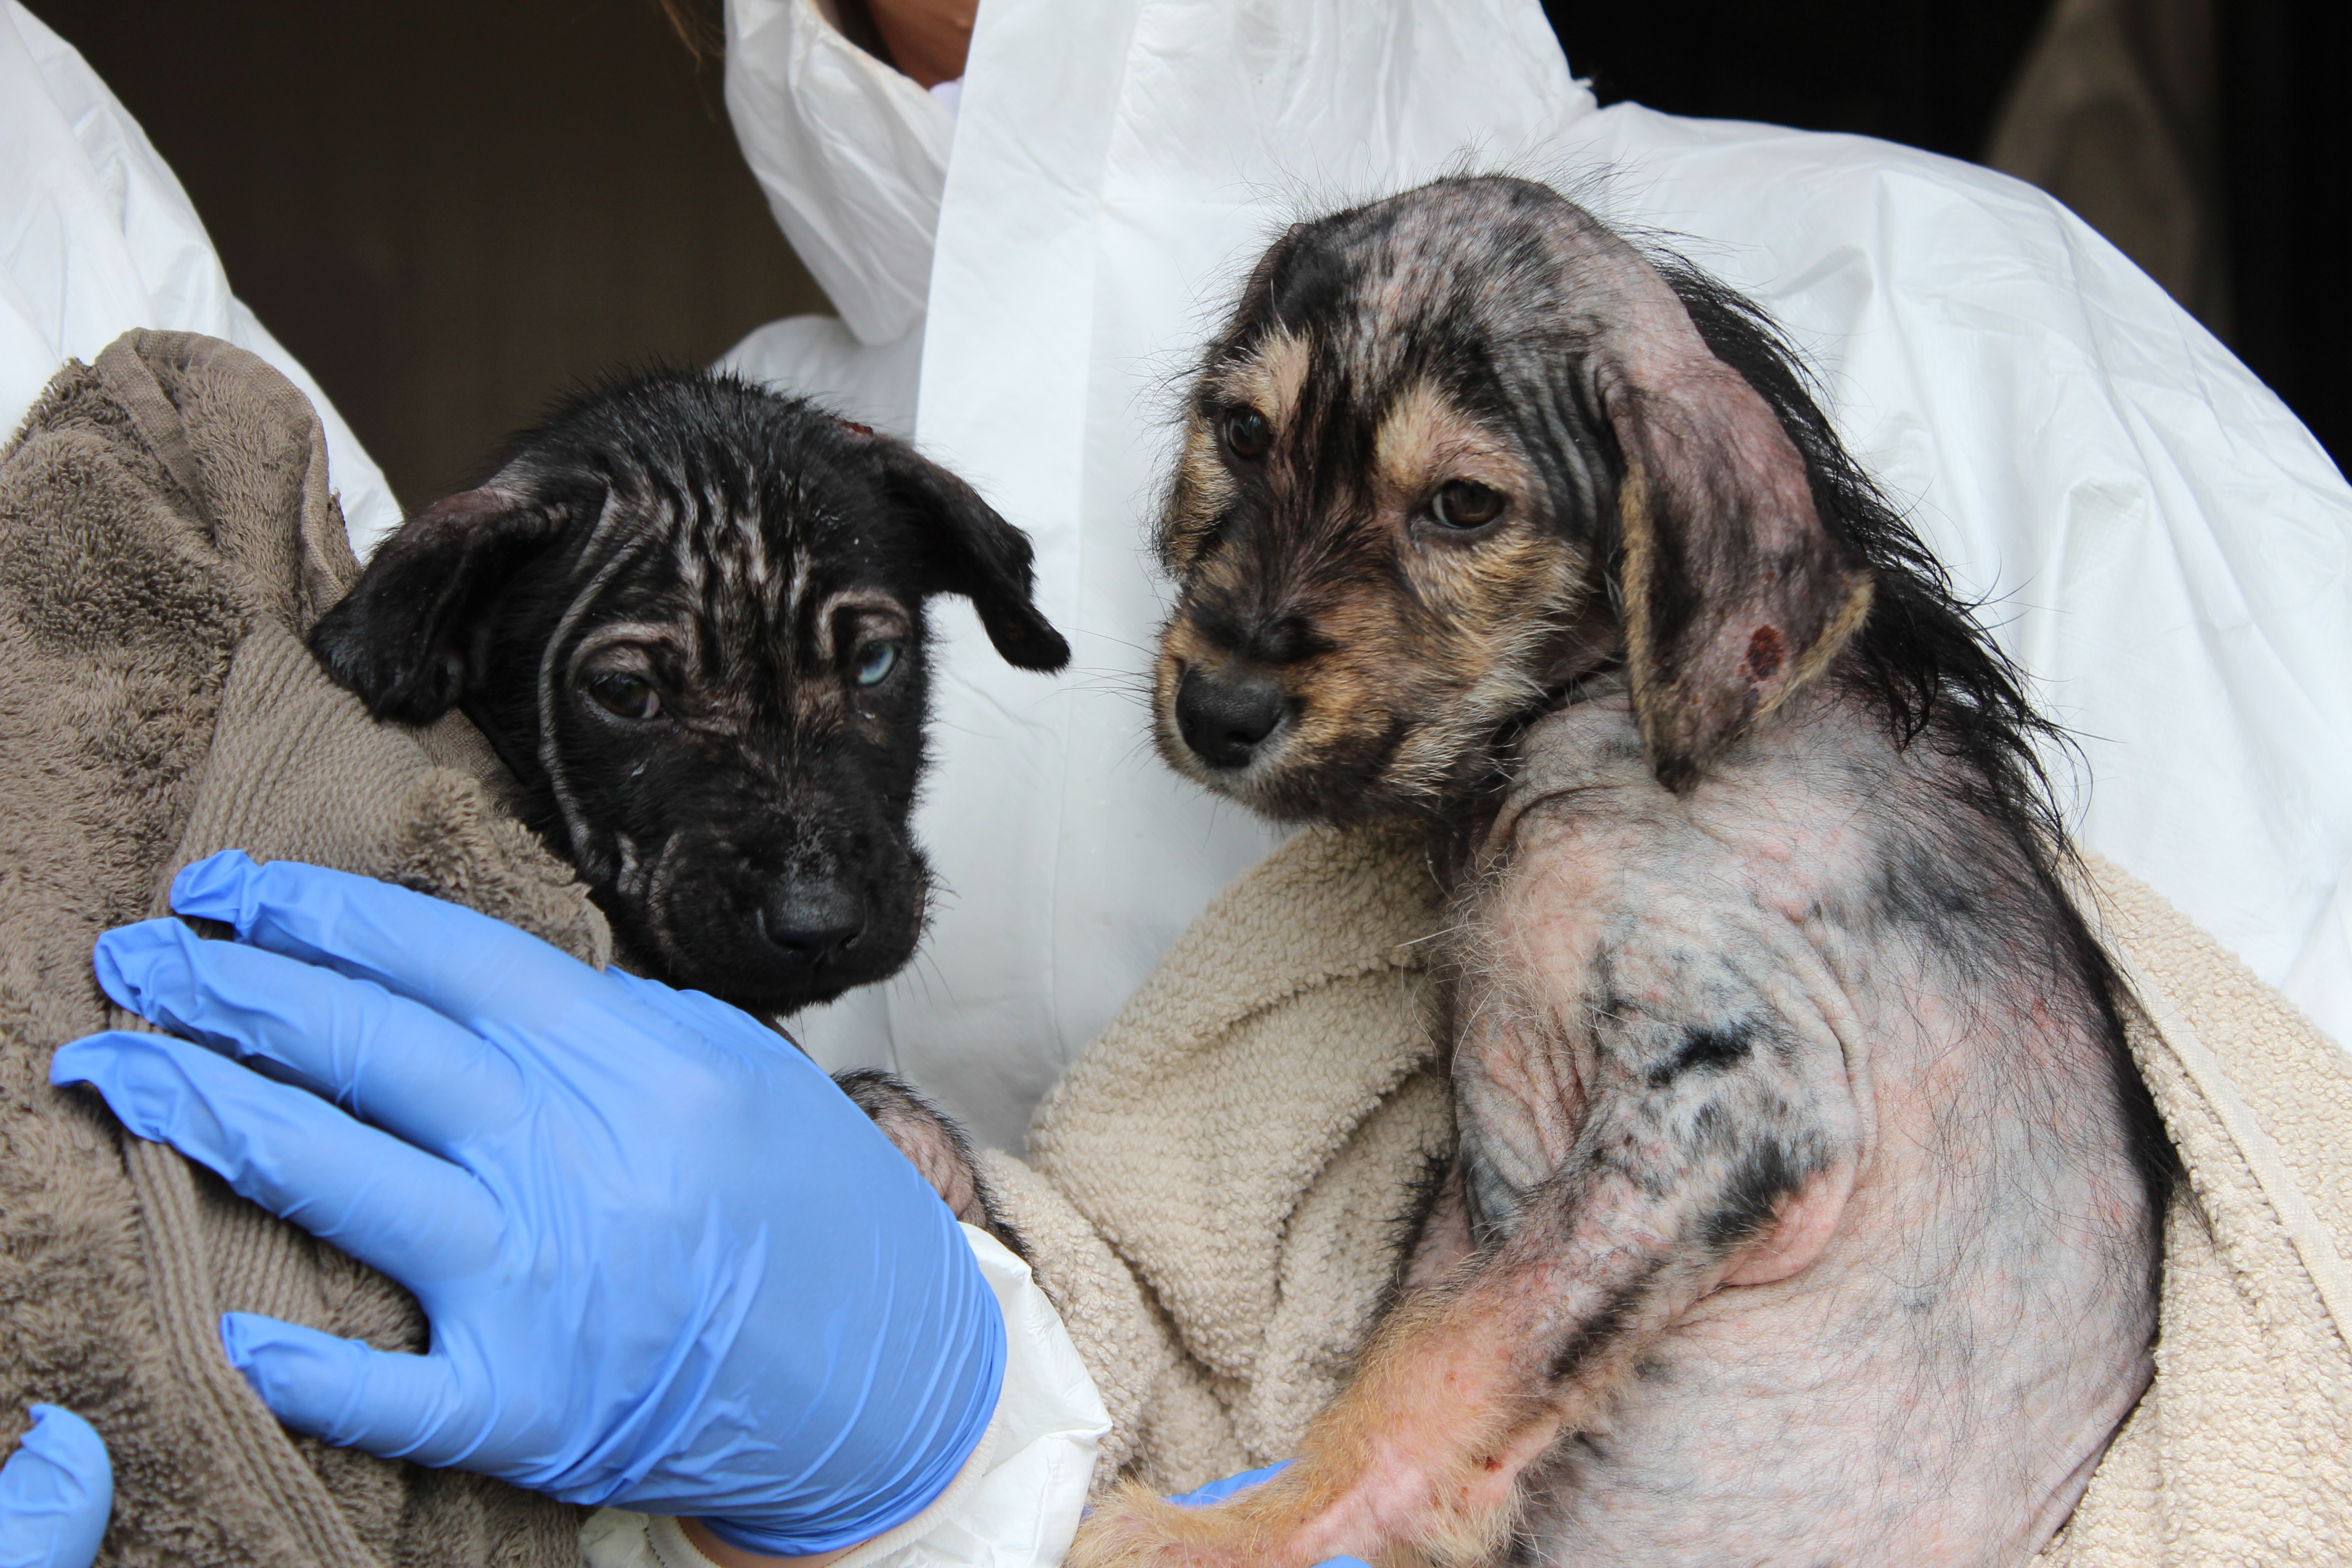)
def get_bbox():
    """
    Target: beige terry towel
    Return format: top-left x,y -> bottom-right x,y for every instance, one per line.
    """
0,332 -> 598,1568
989,824 -> 2352,1564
